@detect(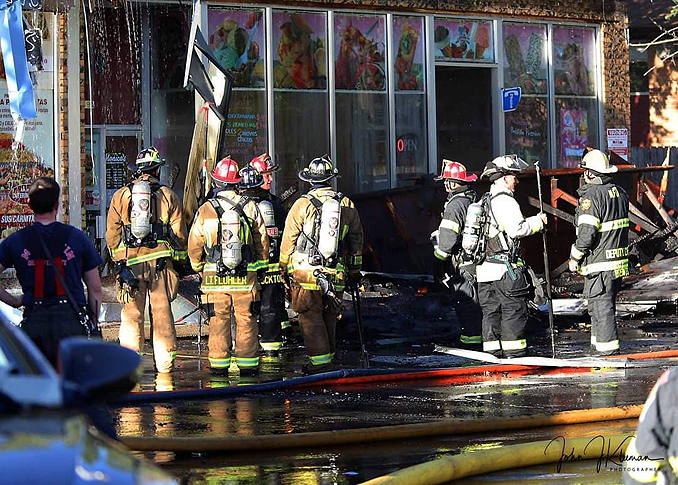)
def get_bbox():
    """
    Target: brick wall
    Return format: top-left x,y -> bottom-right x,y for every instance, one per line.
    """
57,10 -> 87,227
602,0 -> 631,133
58,14 -> 69,224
